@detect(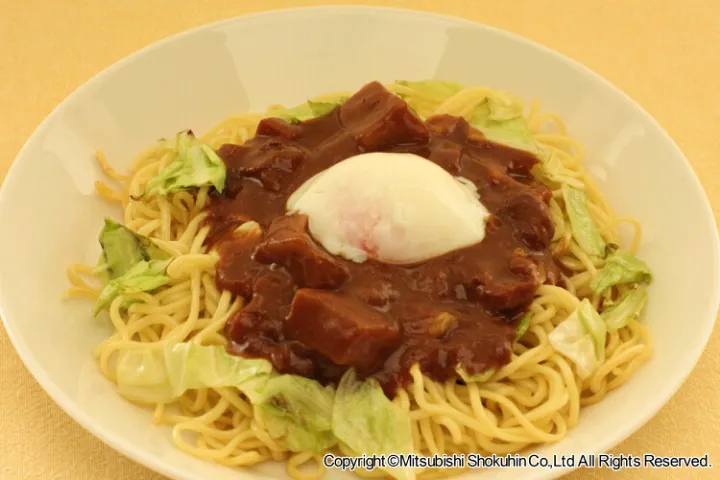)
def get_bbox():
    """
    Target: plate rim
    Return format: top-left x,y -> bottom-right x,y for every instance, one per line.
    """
1,5 -> 718,480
